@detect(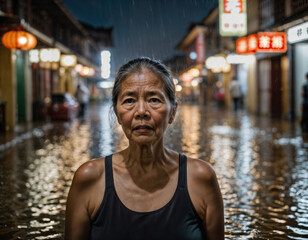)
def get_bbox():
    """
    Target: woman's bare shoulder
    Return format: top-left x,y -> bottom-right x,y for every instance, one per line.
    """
72,157 -> 106,186
186,157 -> 218,184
